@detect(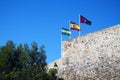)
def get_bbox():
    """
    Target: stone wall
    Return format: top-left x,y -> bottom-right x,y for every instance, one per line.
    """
48,24 -> 120,80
